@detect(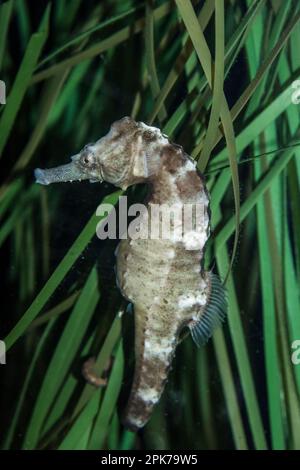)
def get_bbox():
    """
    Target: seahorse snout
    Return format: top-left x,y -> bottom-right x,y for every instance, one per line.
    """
34,161 -> 89,185
34,168 -> 51,185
